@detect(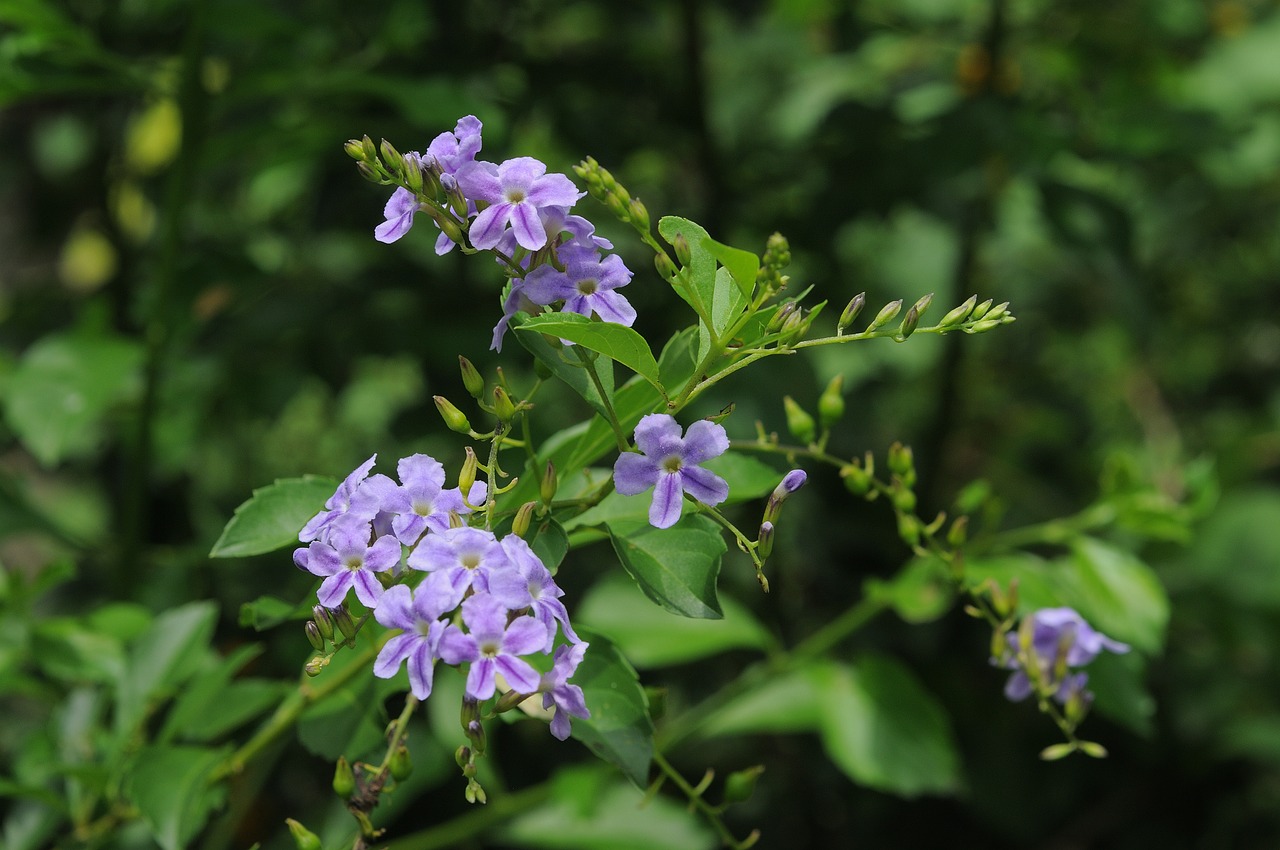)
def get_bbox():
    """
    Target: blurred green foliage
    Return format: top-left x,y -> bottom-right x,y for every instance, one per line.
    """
2,0 -> 1280,847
